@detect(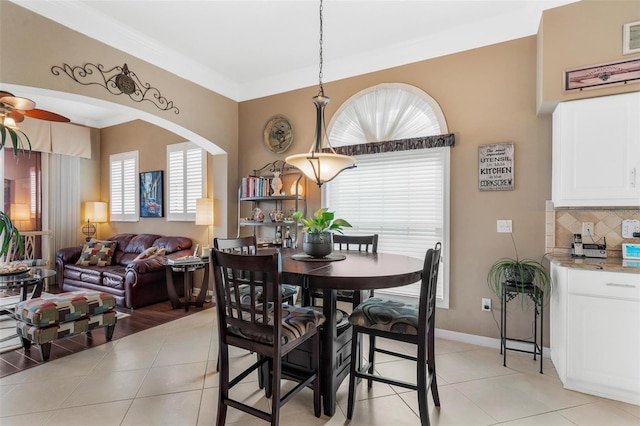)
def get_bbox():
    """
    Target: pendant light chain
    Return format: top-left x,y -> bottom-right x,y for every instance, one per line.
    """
318,0 -> 324,96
